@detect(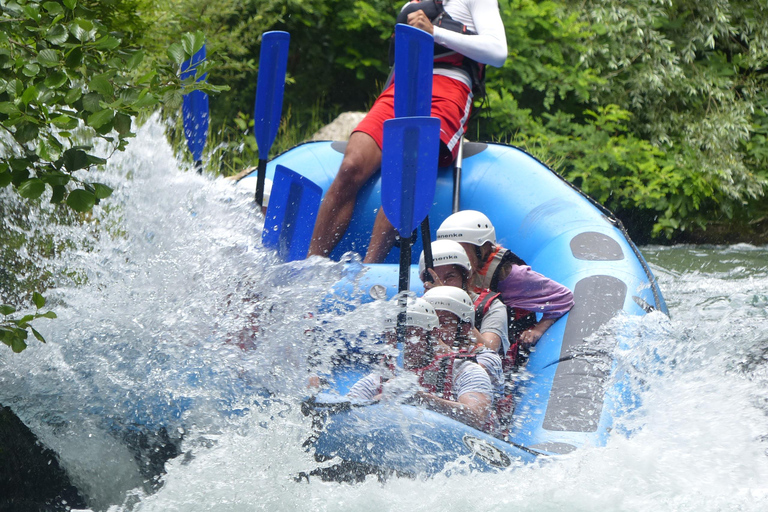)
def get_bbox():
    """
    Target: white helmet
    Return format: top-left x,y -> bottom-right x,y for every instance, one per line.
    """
383,294 -> 439,331
418,240 -> 472,281
436,210 -> 496,246
423,287 -> 475,326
